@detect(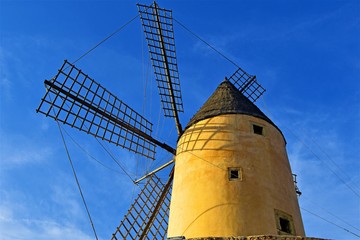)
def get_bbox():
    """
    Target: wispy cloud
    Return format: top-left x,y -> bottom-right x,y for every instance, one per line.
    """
269,100 -> 360,238
0,204 -> 93,240
0,47 -> 13,102
0,173 -> 96,240
0,132 -> 53,169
